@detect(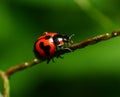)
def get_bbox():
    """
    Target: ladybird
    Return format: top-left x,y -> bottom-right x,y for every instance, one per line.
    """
33,32 -> 73,63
